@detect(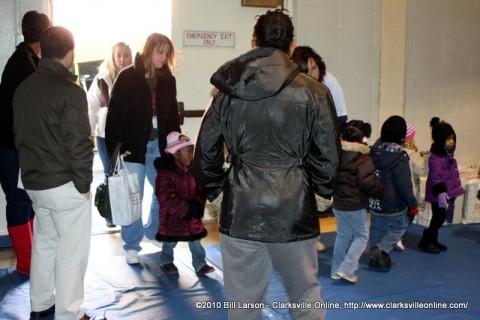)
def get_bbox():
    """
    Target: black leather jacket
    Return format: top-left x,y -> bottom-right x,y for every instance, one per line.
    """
194,47 -> 340,242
